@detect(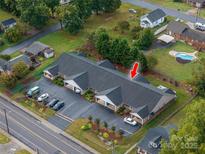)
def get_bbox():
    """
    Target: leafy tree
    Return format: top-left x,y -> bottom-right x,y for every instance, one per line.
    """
70,0 -> 92,20
55,5 -> 67,29
110,38 -> 131,67
63,5 -> 84,34
147,55 -> 158,70
118,21 -> 130,33
1,0 -> 19,16
0,0 -> 6,9
111,126 -> 116,132
3,25 -> 22,43
192,59 -> 205,97
0,54 -> 11,61
102,0 -> 121,13
91,0 -> 103,15
95,30 -> 111,58
88,115 -> 93,123
12,61 -> 29,79
44,0 -> 59,16
136,28 -> 154,50
138,52 -> 148,72
0,72 -> 17,88
17,0 -> 50,29
130,26 -> 142,39
160,99 -> 205,154
103,121 -> 108,129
